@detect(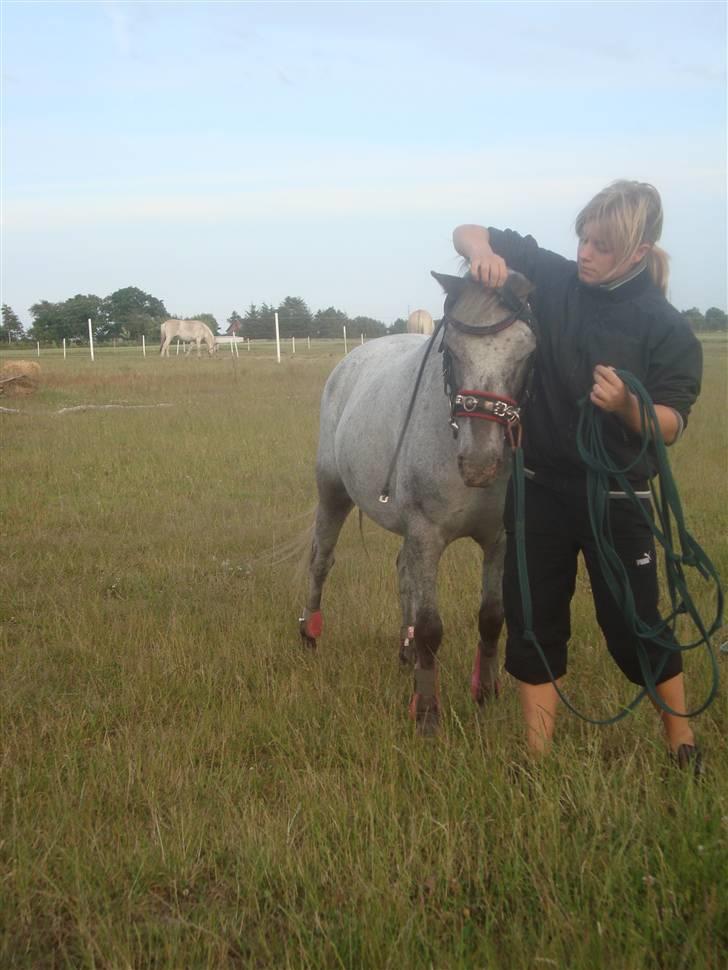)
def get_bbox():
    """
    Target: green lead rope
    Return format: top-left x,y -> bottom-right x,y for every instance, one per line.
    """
513,369 -> 722,725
